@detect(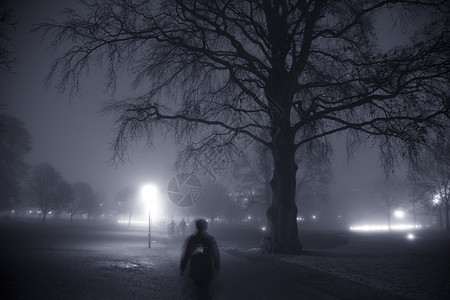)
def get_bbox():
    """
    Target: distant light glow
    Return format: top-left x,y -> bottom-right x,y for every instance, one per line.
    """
432,194 -> 441,205
349,224 -> 420,232
393,210 -> 405,218
312,215 -> 317,219
407,233 -> 415,240
261,226 -> 266,231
